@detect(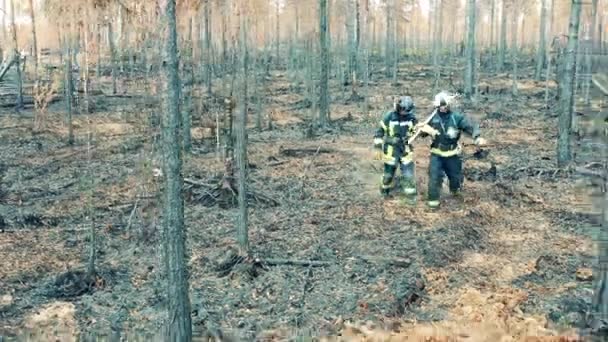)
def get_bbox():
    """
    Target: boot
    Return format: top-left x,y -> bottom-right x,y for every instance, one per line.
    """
450,189 -> 463,201
426,199 -> 440,209
380,187 -> 390,199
